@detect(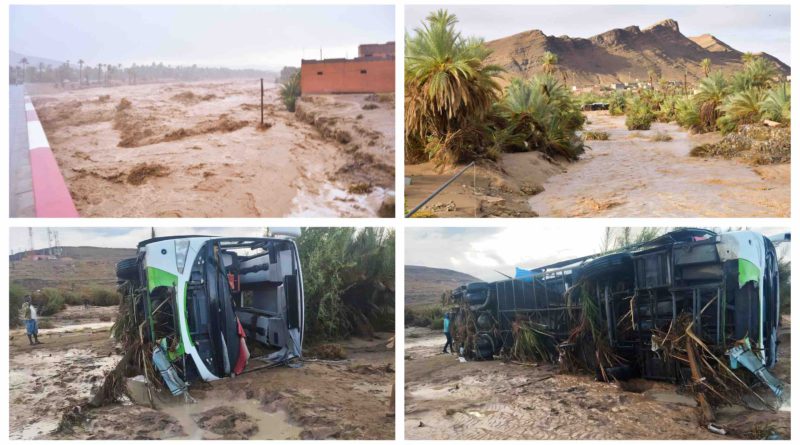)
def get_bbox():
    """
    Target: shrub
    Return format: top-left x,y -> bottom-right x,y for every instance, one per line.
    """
9,282 -> 27,327
33,288 -> 66,316
718,88 -> 765,133
760,83 -> 790,124
675,97 -> 700,130
583,131 -> 609,141
494,74 -> 586,160
650,132 -> 673,142
87,287 -> 120,306
625,97 -> 655,130
609,92 -> 626,116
